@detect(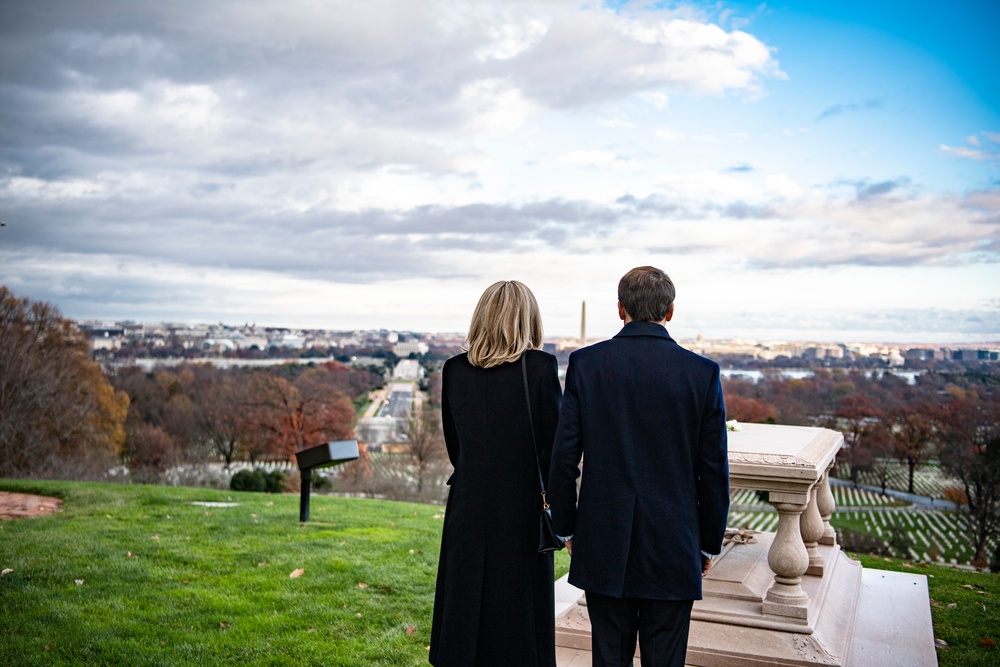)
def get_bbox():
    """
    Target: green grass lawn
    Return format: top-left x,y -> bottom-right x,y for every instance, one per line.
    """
0,480 -> 571,666
2,480 -> 996,666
